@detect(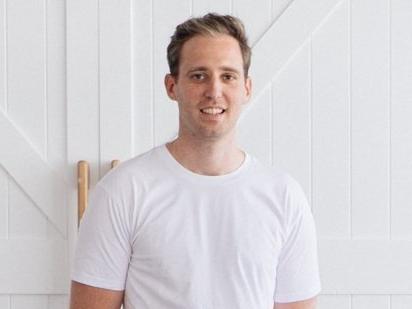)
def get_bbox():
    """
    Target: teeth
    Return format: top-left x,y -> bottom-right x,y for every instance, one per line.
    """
201,108 -> 224,114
